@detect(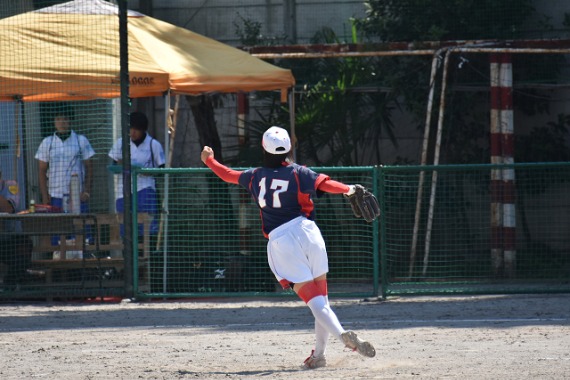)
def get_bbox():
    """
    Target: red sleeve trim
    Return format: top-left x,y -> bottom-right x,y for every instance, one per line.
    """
314,173 -> 329,190
316,177 -> 350,194
205,156 -> 242,184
